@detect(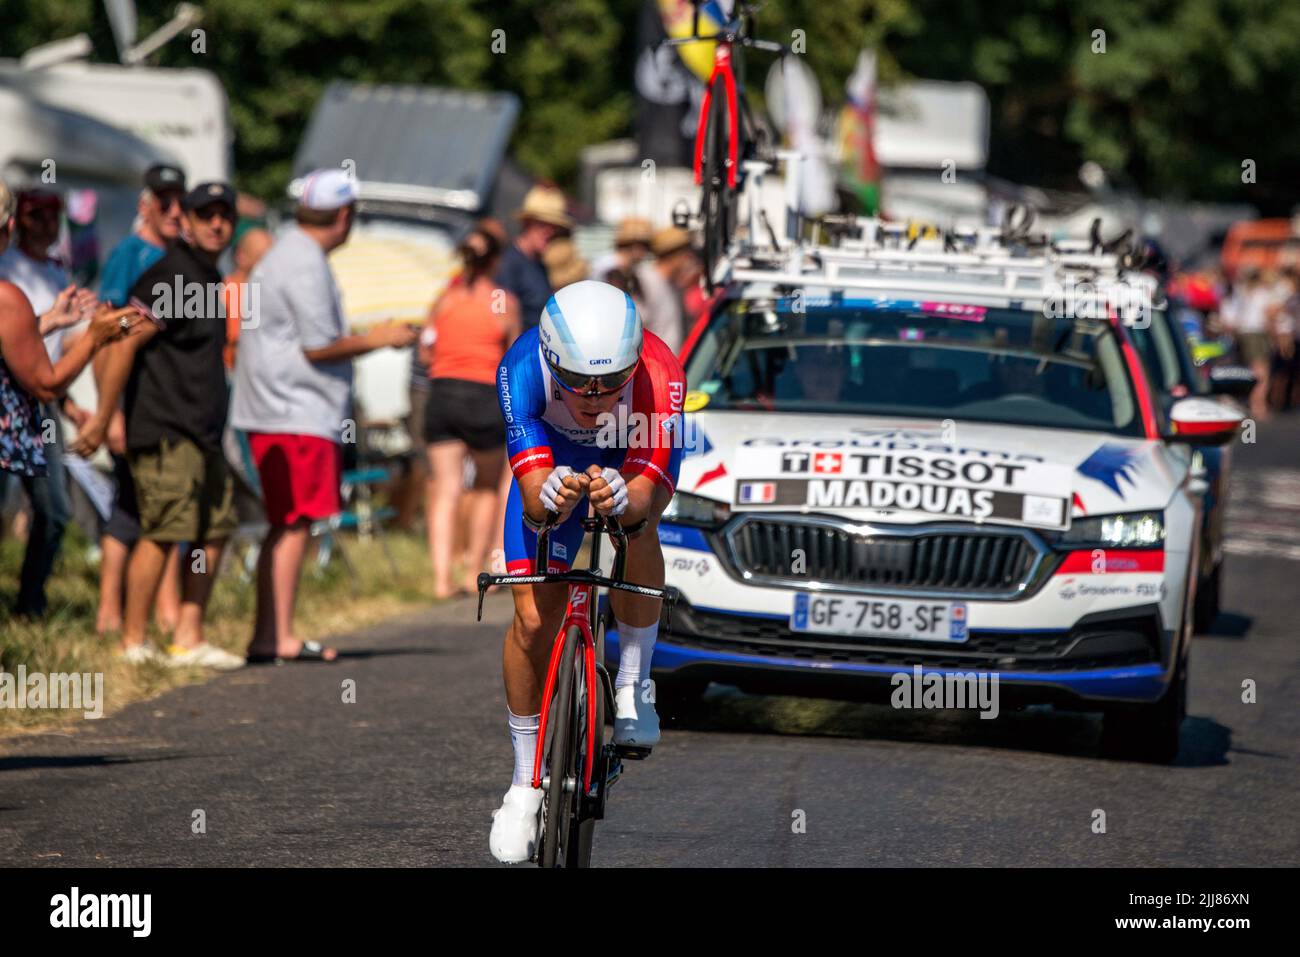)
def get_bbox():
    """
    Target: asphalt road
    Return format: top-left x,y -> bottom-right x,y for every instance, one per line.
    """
2,418 -> 1298,868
